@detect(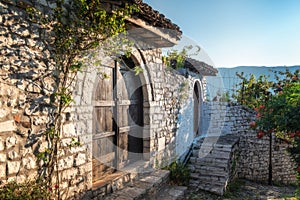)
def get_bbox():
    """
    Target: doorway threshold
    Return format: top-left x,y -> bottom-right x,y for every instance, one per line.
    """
91,160 -> 151,197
